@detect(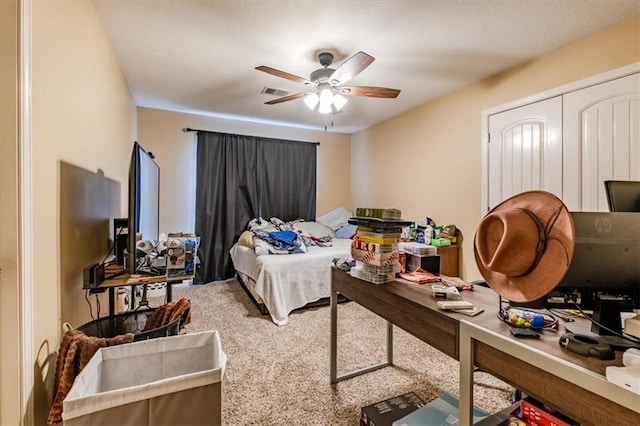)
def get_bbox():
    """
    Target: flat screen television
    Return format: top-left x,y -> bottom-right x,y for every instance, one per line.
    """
127,141 -> 160,274
604,180 -> 640,212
